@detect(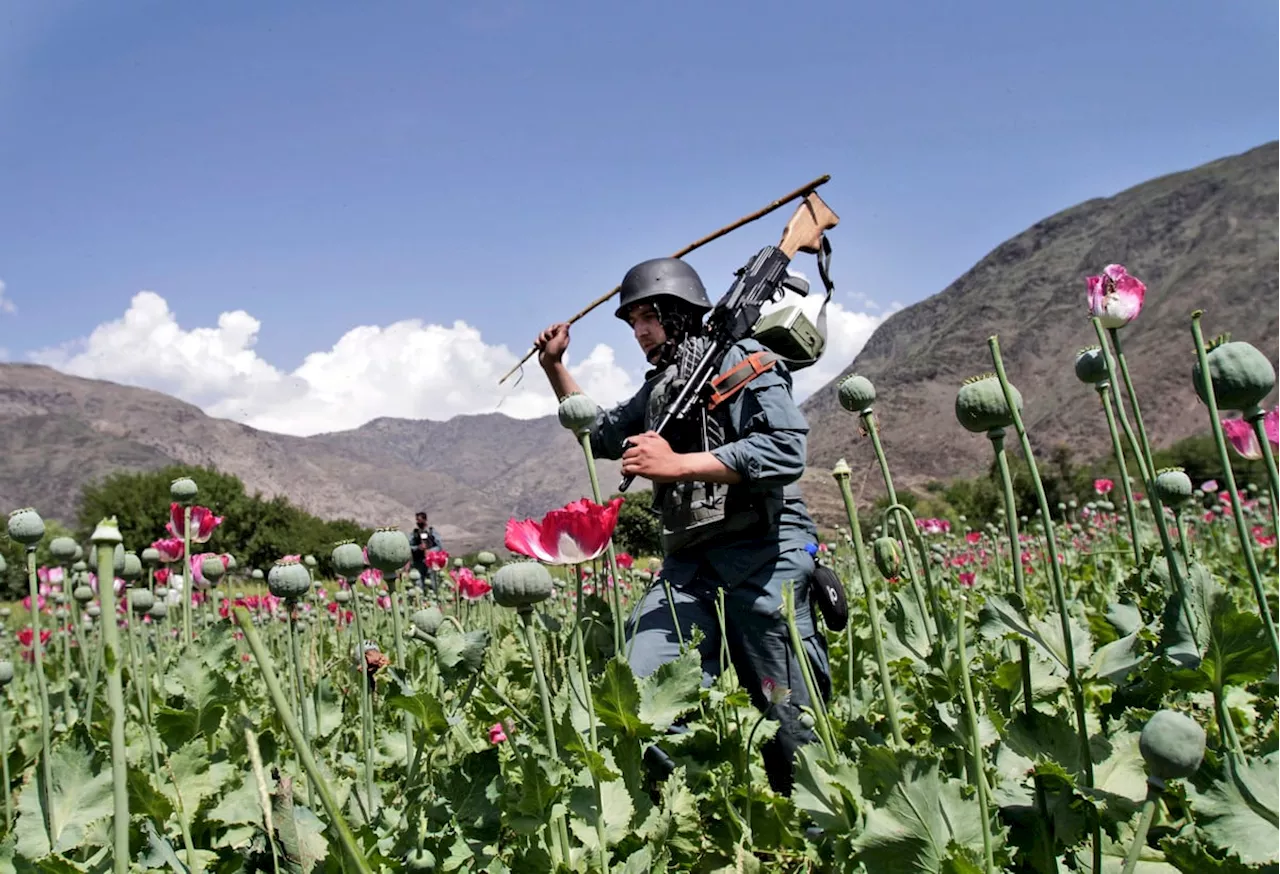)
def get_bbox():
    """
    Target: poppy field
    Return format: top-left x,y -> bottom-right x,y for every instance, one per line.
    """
0,265 -> 1276,873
